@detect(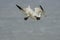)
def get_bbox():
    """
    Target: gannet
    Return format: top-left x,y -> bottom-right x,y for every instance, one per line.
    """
16,4 -> 45,20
